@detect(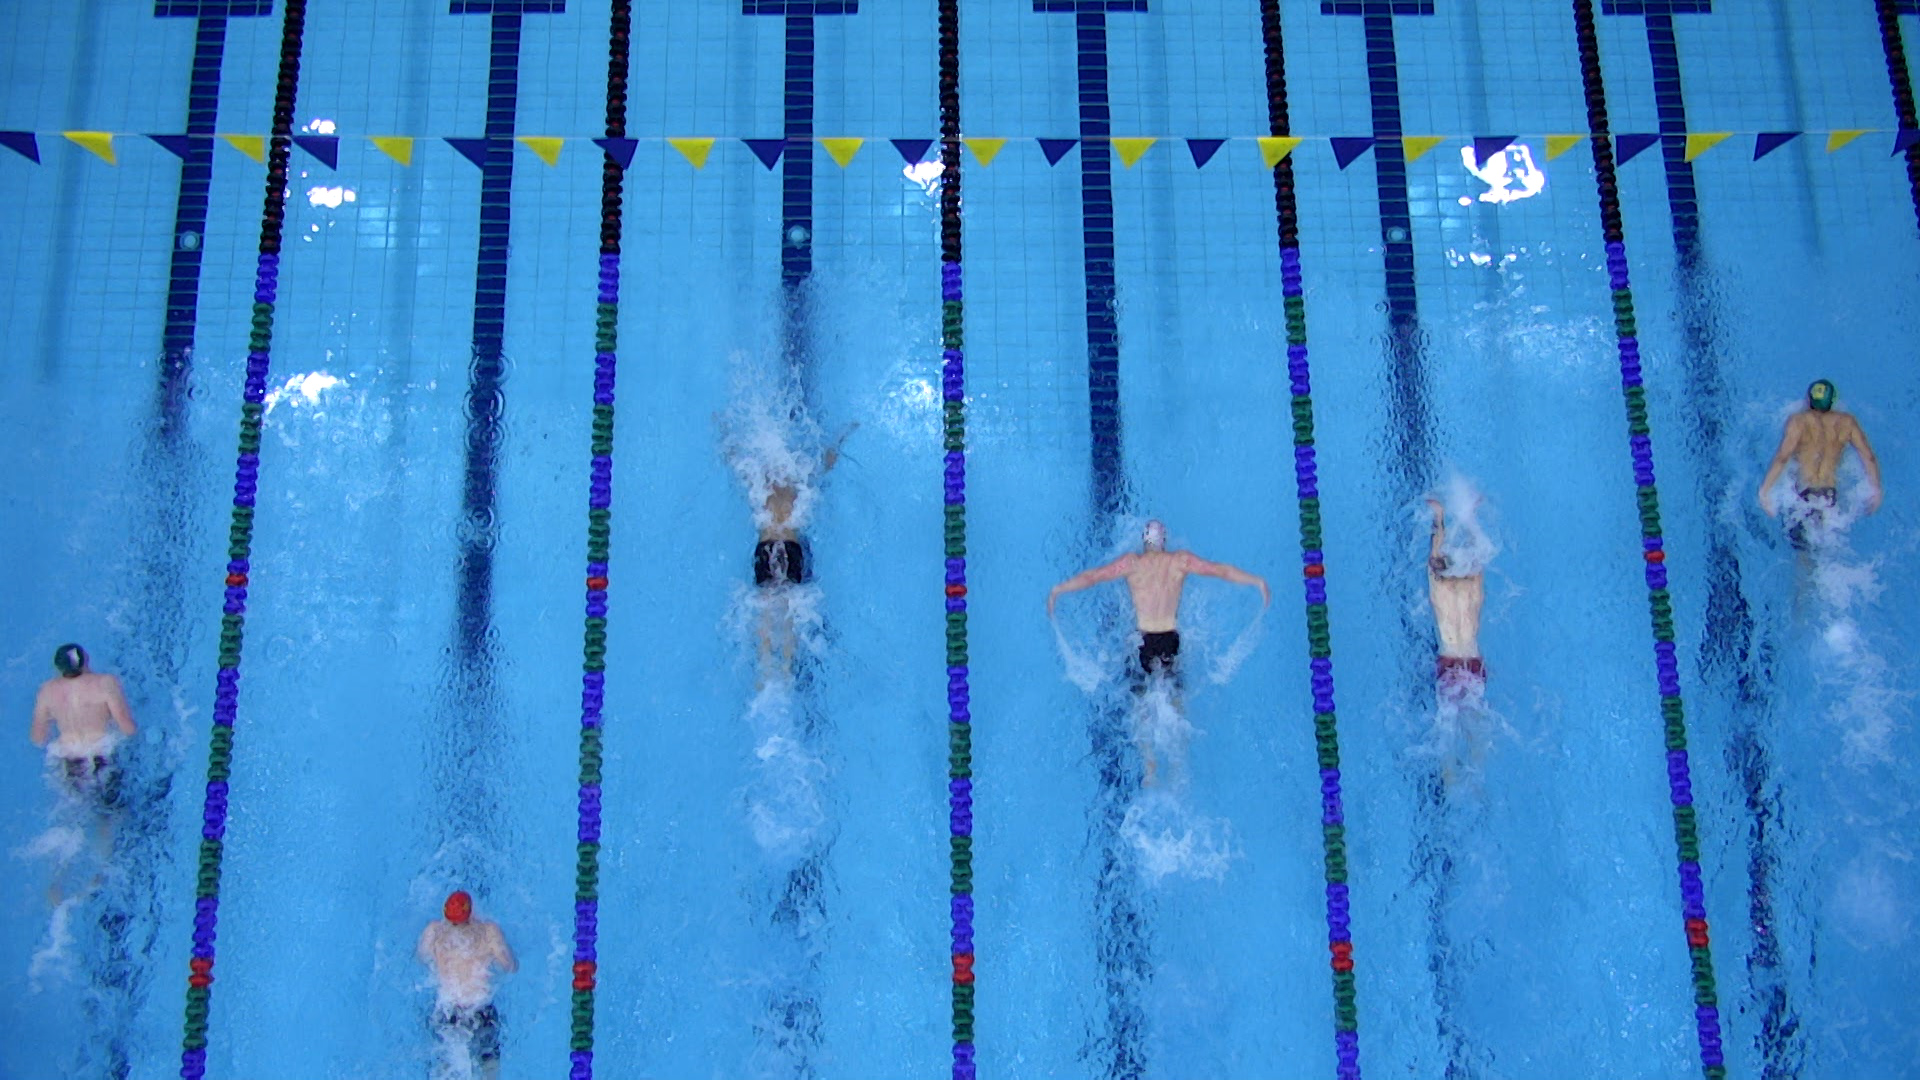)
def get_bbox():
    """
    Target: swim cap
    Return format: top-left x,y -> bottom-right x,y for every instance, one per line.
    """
1142,520 -> 1168,552
53,644 -> 86,678
1807,380 -> 1836,412
444,891 -> 472,925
